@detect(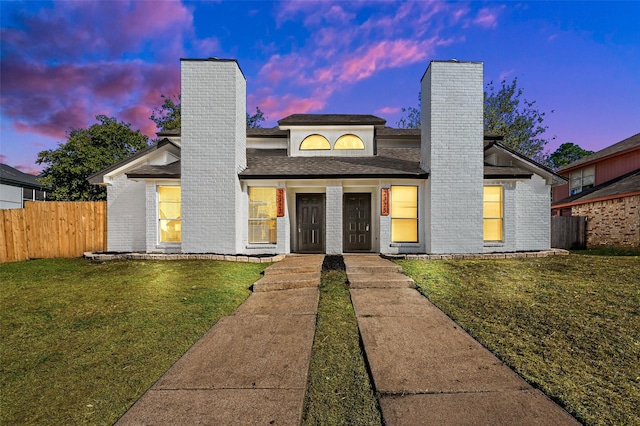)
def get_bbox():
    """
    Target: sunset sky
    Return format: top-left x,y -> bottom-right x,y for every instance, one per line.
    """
1,1 -> 639,174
